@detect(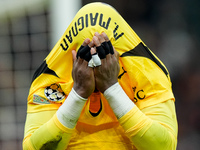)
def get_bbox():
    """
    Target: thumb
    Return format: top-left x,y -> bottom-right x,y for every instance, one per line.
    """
72,50 -> 77,63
